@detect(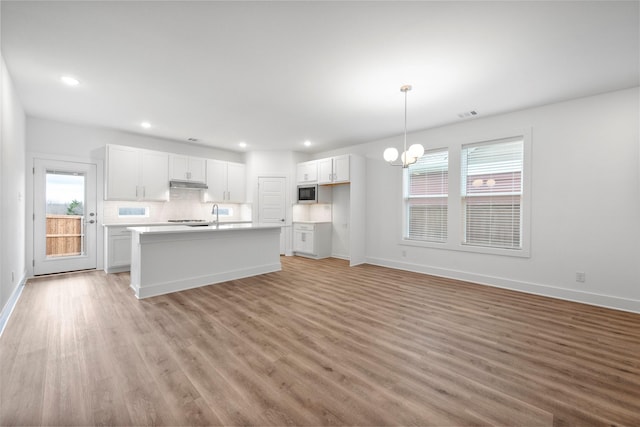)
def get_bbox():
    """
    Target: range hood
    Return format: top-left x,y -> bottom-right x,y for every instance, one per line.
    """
169,180 -> 208,190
